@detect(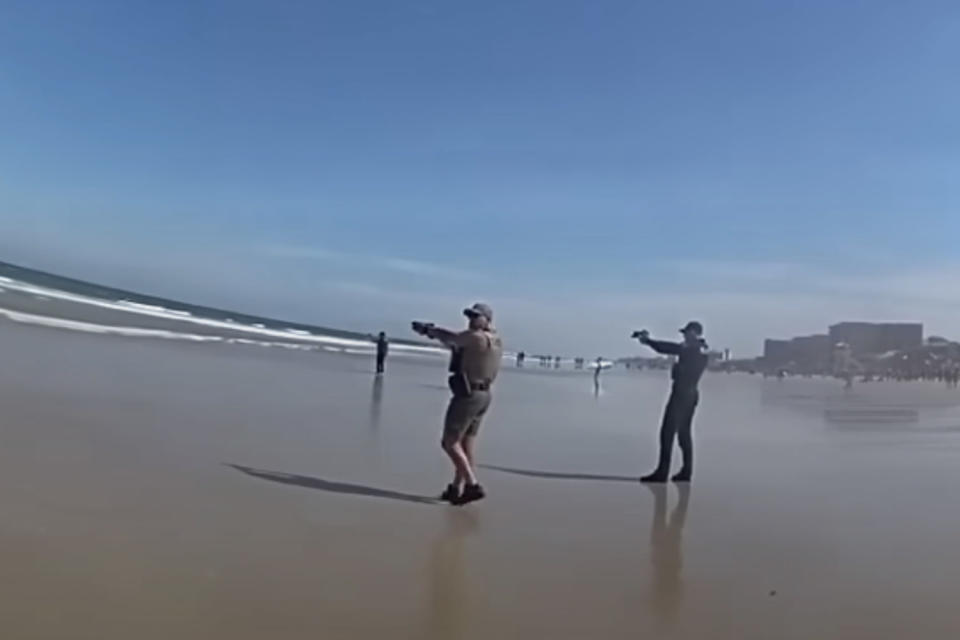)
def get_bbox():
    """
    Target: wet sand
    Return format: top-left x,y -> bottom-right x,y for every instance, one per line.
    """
4,321 -> 960,639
